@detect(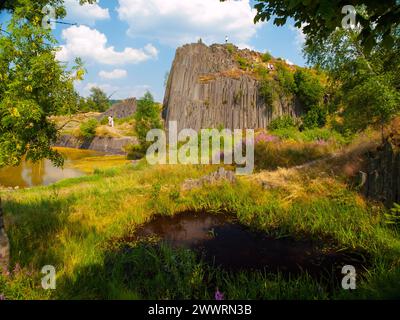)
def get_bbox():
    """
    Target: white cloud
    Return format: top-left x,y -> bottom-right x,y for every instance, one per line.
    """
237,43 -> 255,50
99,69 -> 128,79
116,0 -> 259,46
56,25 -> 158,65
285,59 -> 295,66
289,24 -> 306,51
81,82 -> 151,99
144,44 -> 159,58
64,0 -> 110,26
